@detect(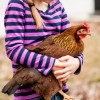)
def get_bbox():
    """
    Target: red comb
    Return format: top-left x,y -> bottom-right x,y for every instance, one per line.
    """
83,22 -> 90,32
